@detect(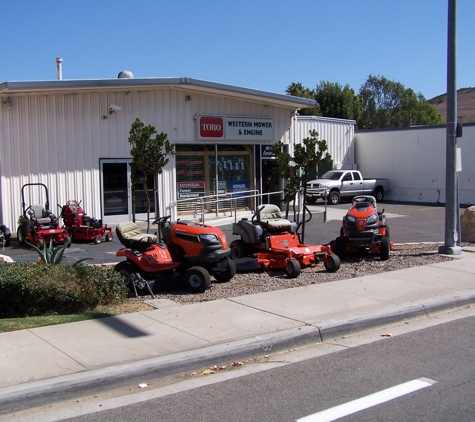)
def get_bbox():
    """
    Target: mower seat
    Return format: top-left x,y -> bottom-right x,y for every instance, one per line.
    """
116,222 -> 157,250
28,205 -> 54,225
256,204 -> 293,234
